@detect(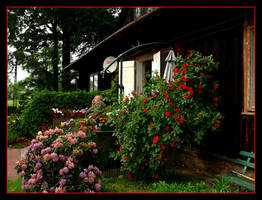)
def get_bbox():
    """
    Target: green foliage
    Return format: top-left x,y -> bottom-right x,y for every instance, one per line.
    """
151,180 -> 208,192
107,50 -> 224,179
19,90 -> 100,138
8,114 -> 23,144
8,106 -> 18,115
101,72 -> 118,106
